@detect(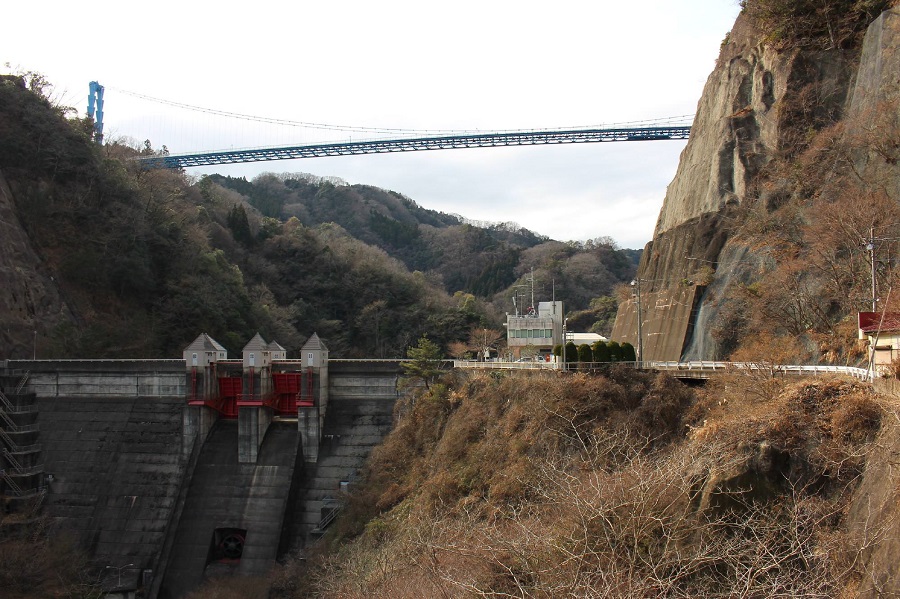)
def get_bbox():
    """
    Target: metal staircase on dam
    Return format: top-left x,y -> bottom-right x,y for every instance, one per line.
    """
0,370 -> 45,507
